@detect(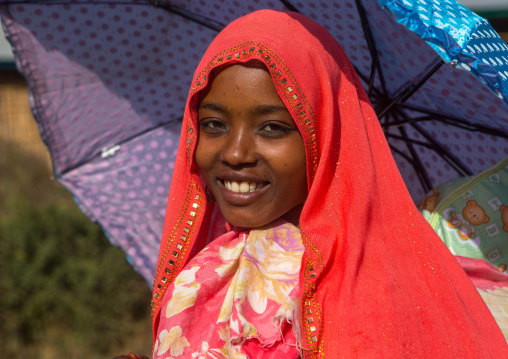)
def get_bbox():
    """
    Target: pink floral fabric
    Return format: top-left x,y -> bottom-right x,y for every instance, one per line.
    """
153,219 -> 304,358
